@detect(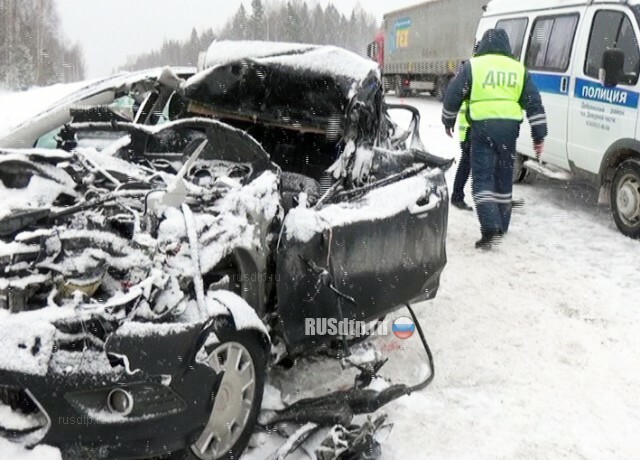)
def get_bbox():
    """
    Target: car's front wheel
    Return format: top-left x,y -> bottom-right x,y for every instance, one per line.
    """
611,159 -> 640,238
184,330 -> 266,460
